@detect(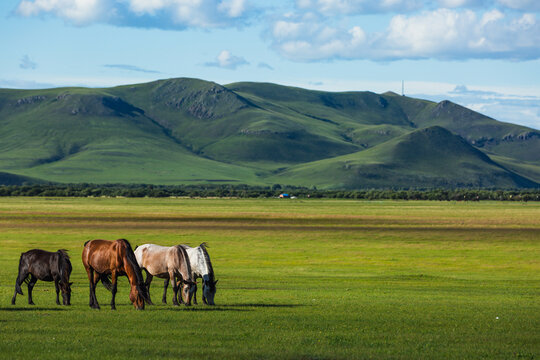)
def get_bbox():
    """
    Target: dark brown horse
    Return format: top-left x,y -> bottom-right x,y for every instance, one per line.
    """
12,249 -> 72,306
82,239 -> 152,310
